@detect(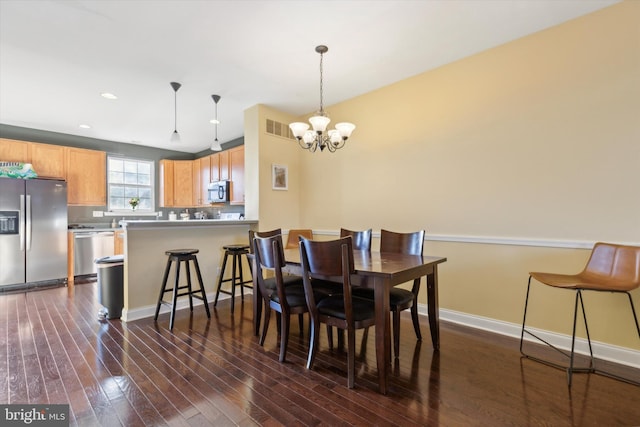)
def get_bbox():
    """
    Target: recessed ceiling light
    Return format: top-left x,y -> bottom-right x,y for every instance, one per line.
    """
79,124 -> 91,129
210,119 -> 220,124
101,92 -> 118,100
